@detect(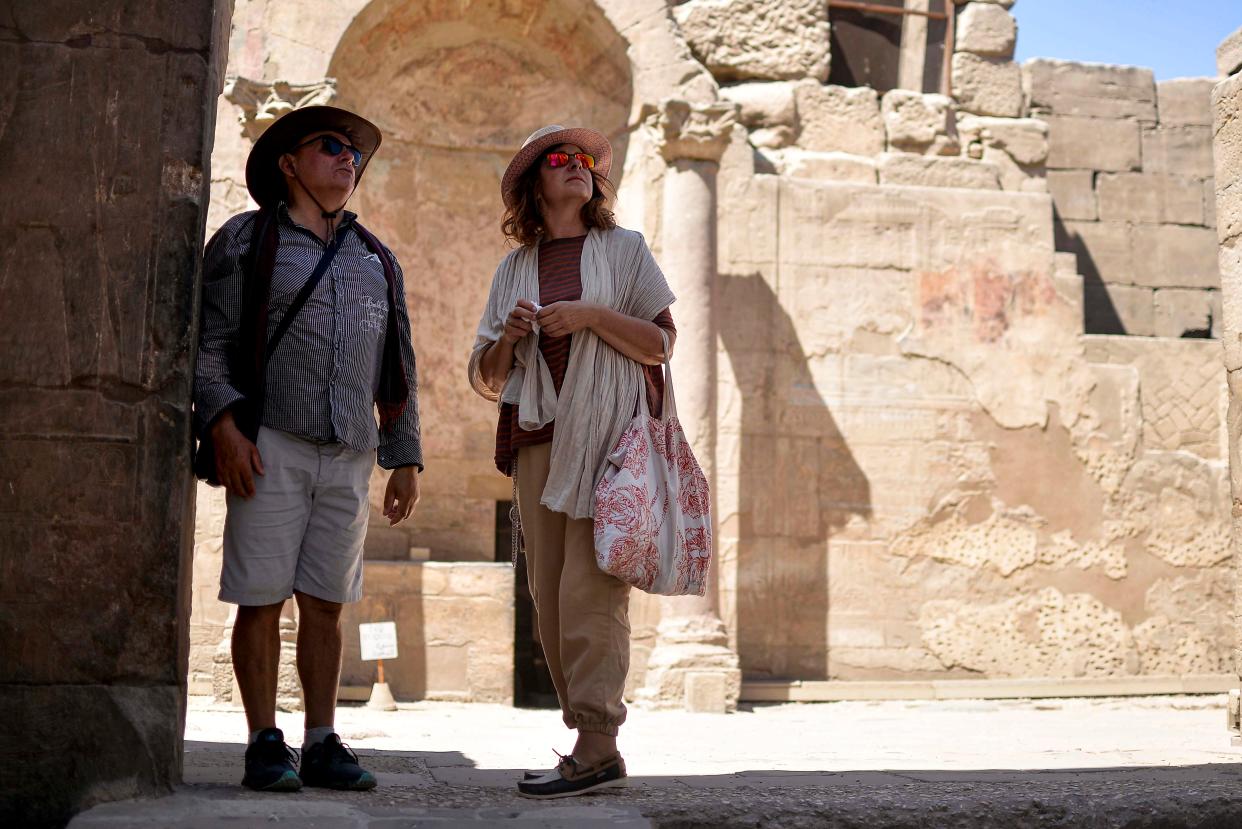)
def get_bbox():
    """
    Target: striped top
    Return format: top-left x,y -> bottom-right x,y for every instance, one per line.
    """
195,207 -> 423,470
494,234 -> 675,475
